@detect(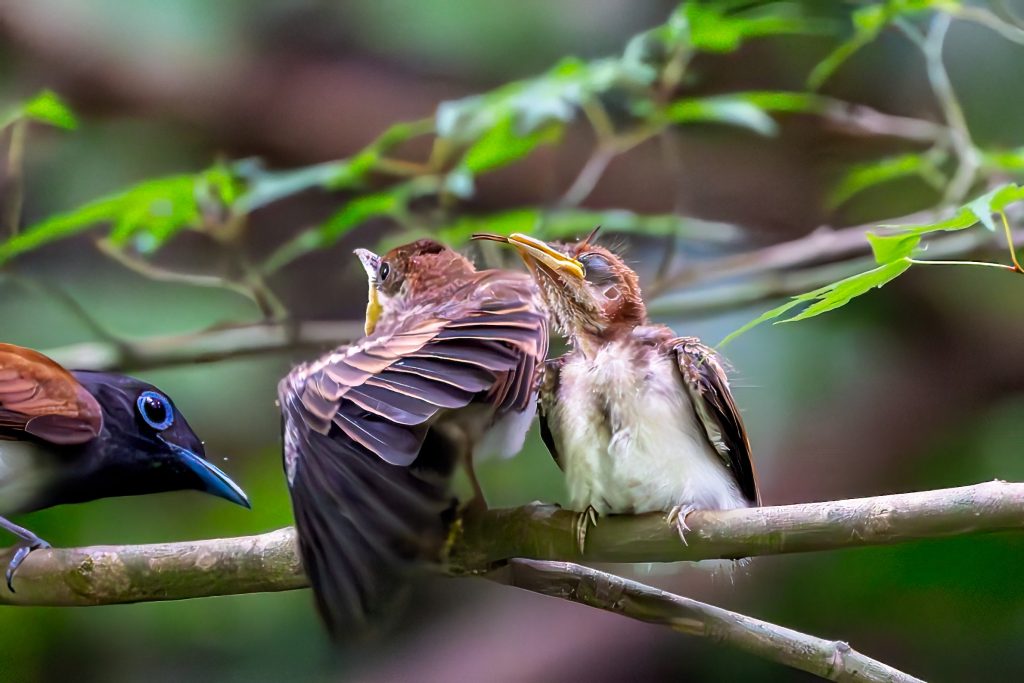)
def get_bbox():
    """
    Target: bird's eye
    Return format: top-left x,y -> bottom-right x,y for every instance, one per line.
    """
137,391 -> 174,431
579,252 -> 615,285
379,262 -> 391,281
